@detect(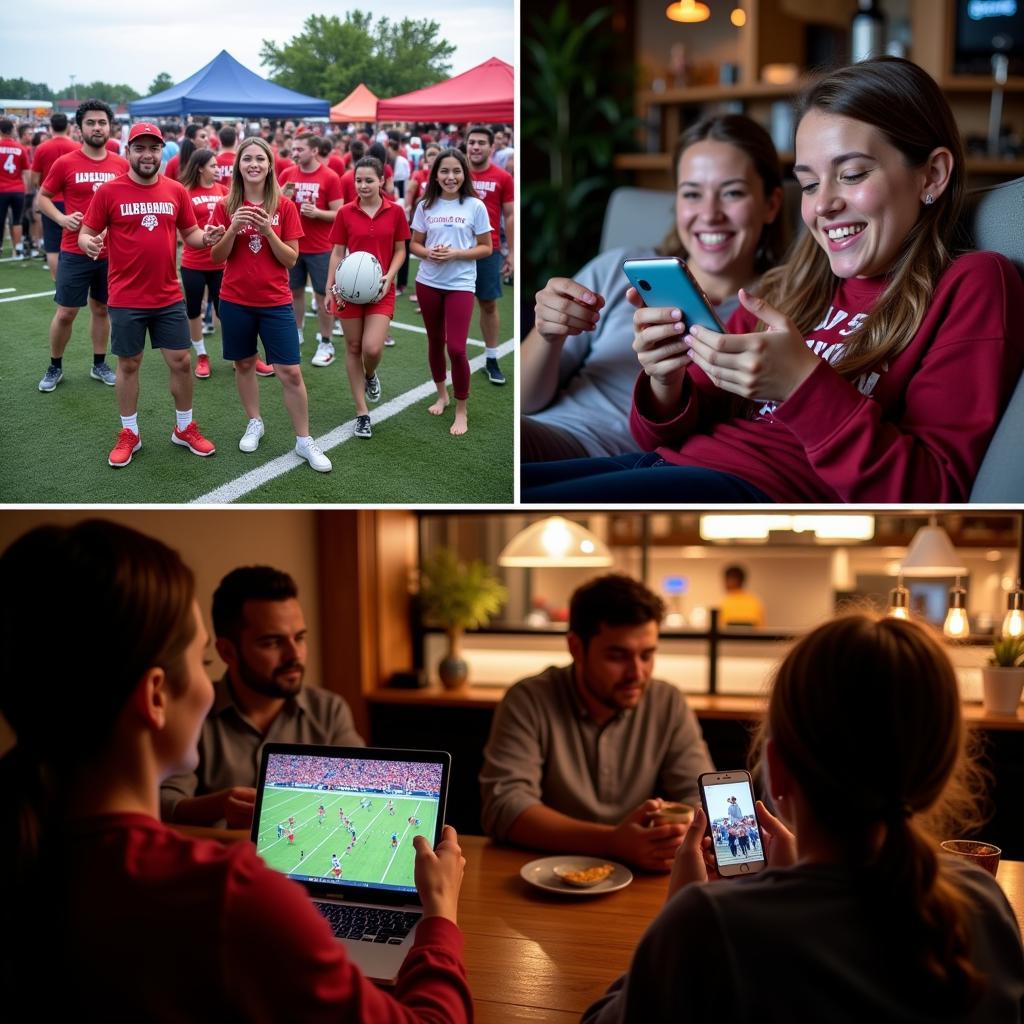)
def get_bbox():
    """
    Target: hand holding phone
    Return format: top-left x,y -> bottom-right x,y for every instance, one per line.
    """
622,257 -> 725,333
